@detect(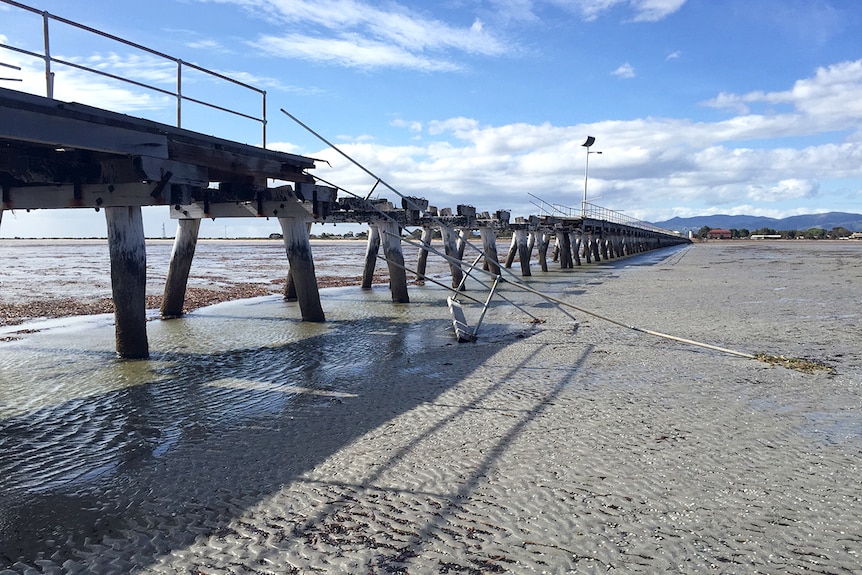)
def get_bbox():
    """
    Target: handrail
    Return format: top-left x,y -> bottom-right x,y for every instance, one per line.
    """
0,0 -> 268,147
529,193 -> 679,236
